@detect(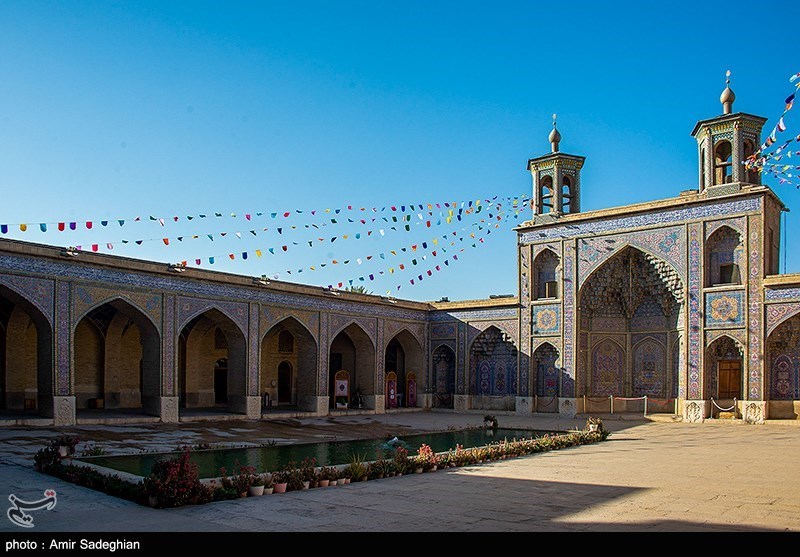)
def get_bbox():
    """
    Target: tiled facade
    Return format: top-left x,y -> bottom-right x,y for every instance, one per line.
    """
2,88 -> 800,426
